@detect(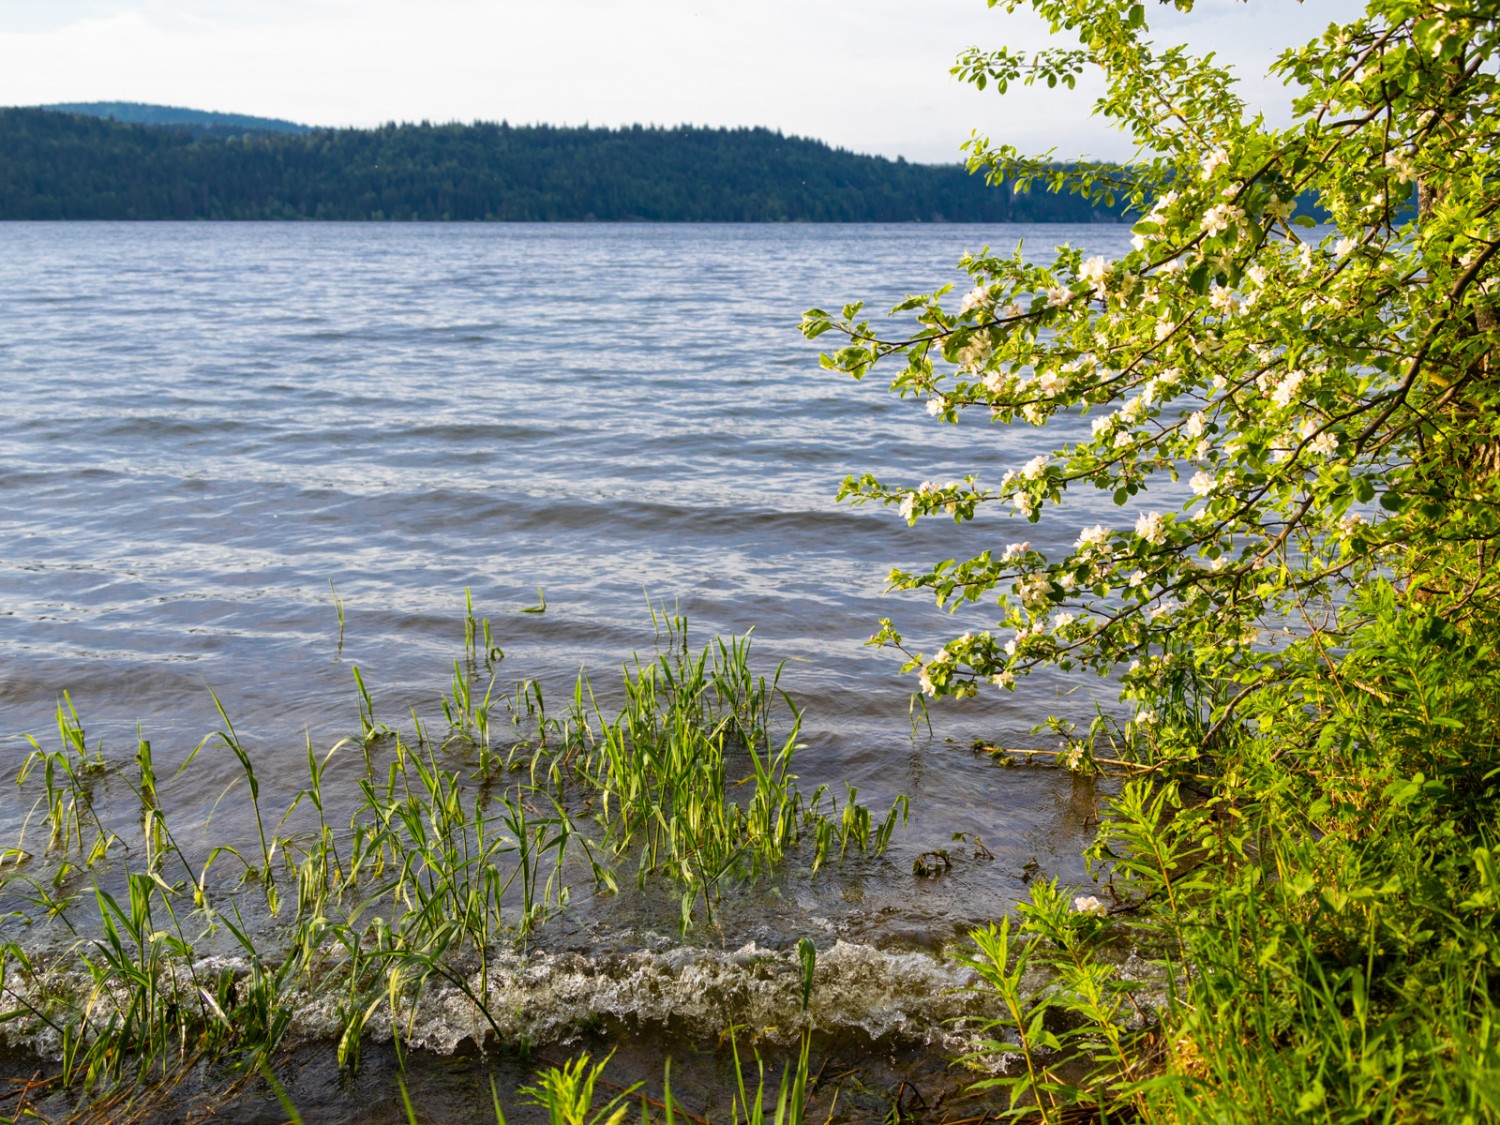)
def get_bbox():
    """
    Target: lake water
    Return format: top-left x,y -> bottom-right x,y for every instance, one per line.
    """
0,222 -> 1140,1106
